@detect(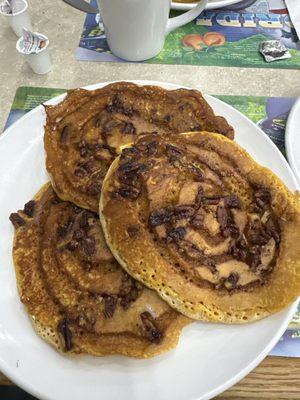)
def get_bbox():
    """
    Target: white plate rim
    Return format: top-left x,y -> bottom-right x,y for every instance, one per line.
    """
0,79 -> 299,400
285,97 -> 300,186
171,0 -> 243,11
